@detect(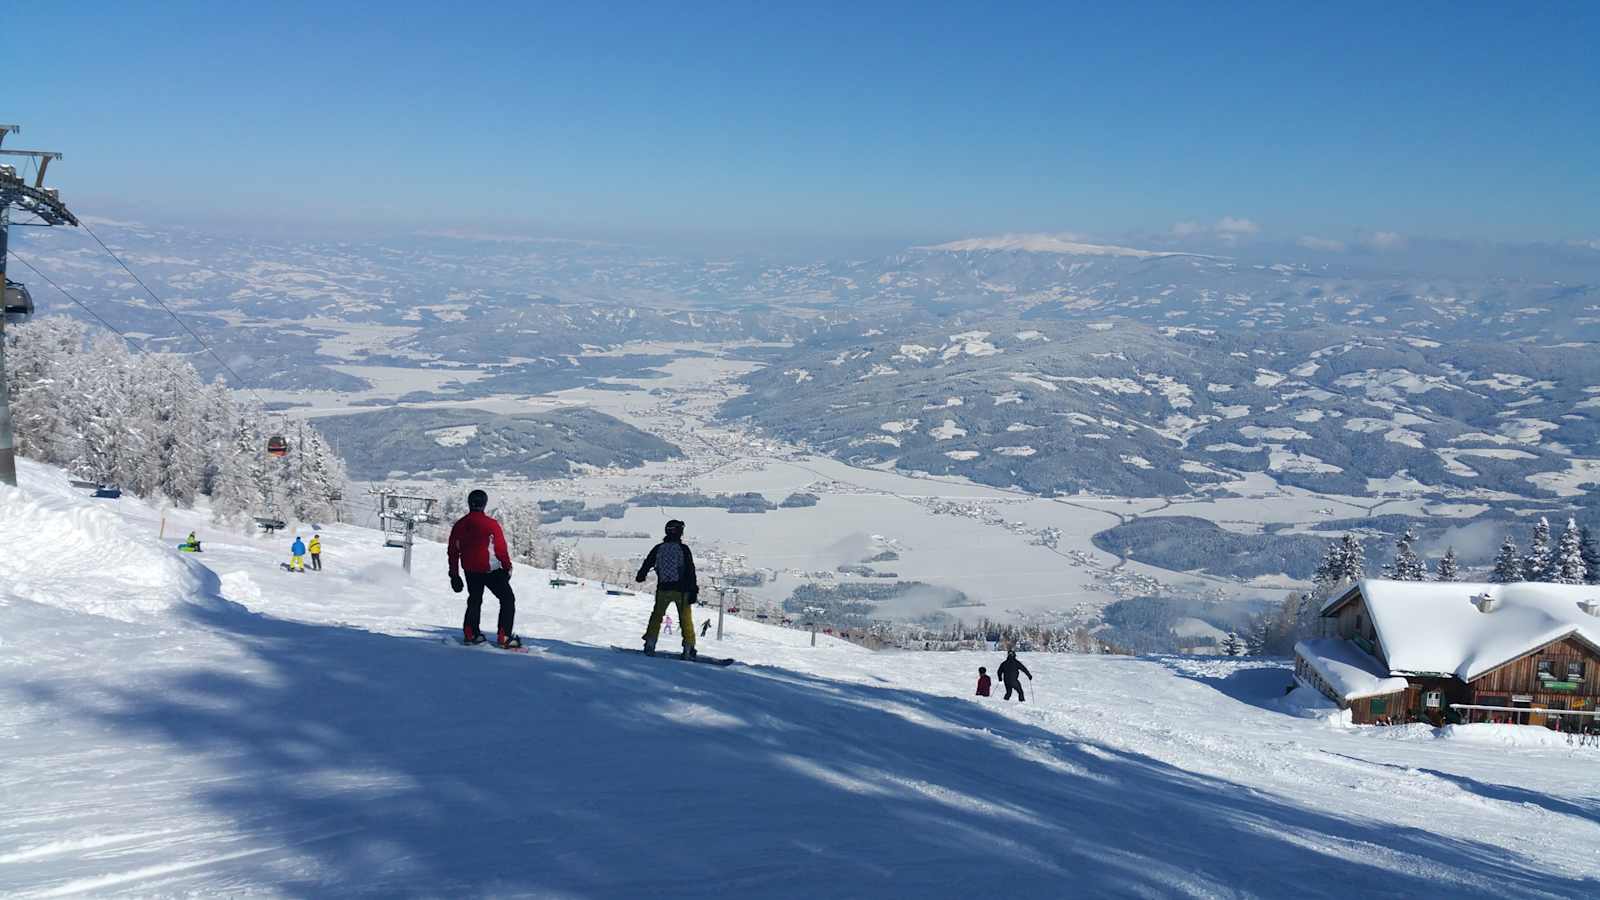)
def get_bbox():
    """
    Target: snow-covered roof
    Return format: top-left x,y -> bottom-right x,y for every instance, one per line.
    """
1295,638 -> 1410,701
1358,579 -> 1600,681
